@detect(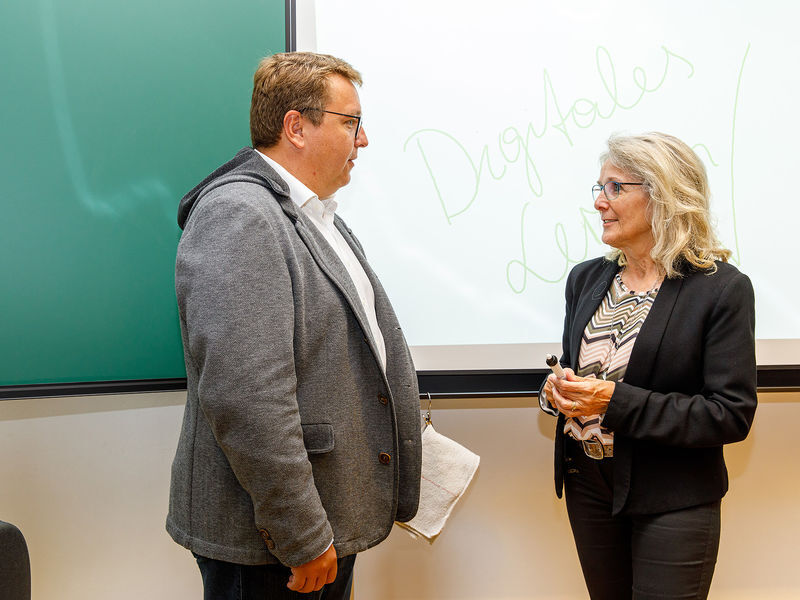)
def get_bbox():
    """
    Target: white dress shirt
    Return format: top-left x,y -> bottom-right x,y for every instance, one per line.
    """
257,151 -> 387,371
